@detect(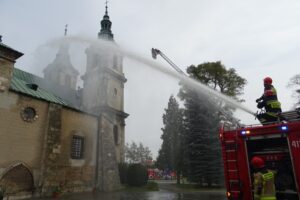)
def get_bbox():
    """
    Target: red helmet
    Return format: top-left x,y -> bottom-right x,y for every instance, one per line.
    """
264,77 -> 272,85
251,156 -> 265,169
